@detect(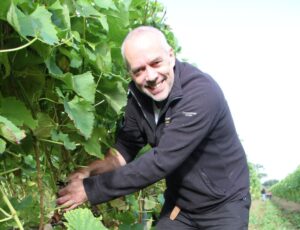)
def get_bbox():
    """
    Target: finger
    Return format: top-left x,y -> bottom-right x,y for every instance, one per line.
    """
58,186 -> 70,196
64,202 -> 80,211
56,194 -> 71,205
62,199 -> 76,209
